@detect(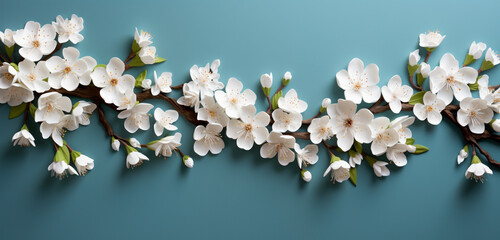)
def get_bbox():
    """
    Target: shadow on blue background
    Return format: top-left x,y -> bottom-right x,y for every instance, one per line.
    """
0,0 -> 499,239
